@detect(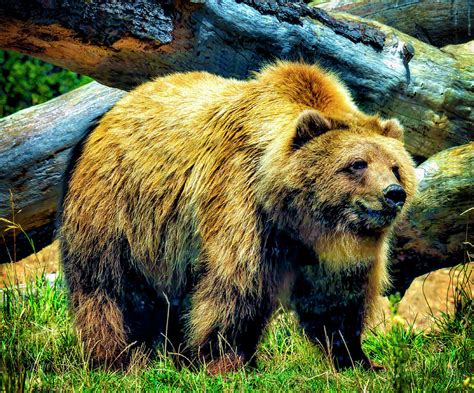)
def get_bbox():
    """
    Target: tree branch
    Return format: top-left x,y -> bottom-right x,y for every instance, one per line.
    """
0,82 -> 124,262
